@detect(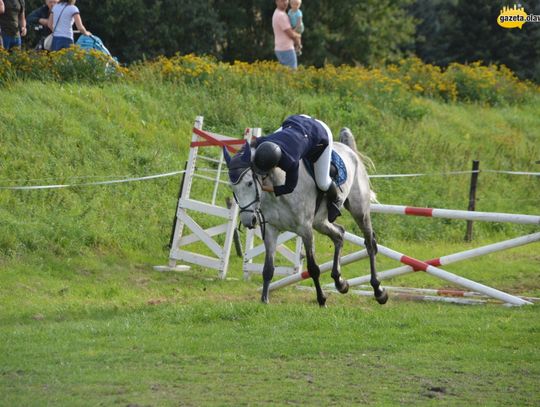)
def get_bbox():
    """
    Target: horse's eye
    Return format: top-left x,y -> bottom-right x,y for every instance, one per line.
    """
247,181 -> 253,187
